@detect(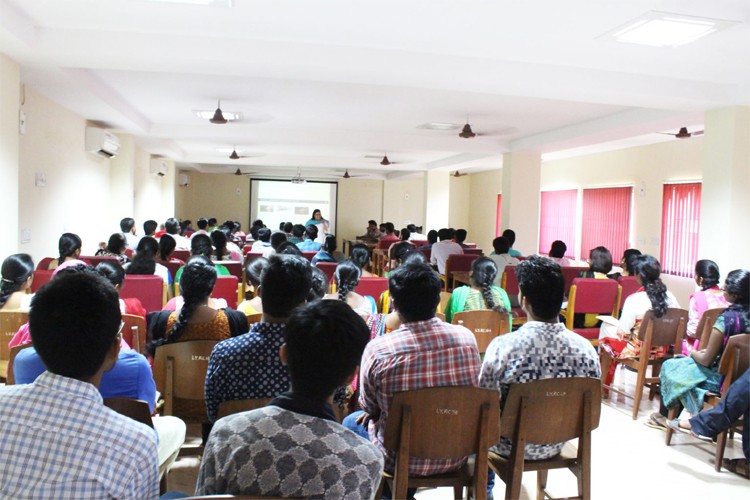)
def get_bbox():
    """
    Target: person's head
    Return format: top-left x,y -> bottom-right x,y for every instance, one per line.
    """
694,259 -> 721,290
501,229 -> 516,247
283,222 -> 293,234
158,234 -> 176,261
161,256 -> 218,344
634,254 -> 669,318
350,243 -> 371,270
181,220 -> 192,232
407,224 -> 417,233
143,219 -> 158,236
208,217 -> 217,227
136,236 -> 158,256
470,257 -> 506,314
426,229 -> 438,244
516,255 -> 565,321
399,228 -> 411,241
210,229 -> 228,259
384,222 -> 395,234
311,209 -> 322,221
257,227 -> 272,243
279,222 -> 286,231
30,271 -> 121,381
723,269 -> 750,311
308,266 -> 328,301
165,217 -> 181,235
260,254 -> 312,319
197,218 -> 208,230
270,231 -> 288,250
492,236 -> 510,255
369,220 -> 378,229
455,229 -> 467,243
58,232 -> 82,262
106,233 -> 127,255
391,241 -> 415,264
190,233 -> 214,258
335,260 -> 361,302
276,241 -> 303,256
304,225 -> 318,241
379,223 -> 387,233
402,250 -> 427,266
246,256 -> 269,288
282,300 -> 369,400
588,246 -> 613,274
437,228 -> 452,241
322,235 -> 337,253
127,237 -> 158,275
621,249 -> 642,275
549,240 -> 567,259
0,254 -> 34,308
95,260 -> 126,289
252,219 -> 264,228
120,217 -> 135,234
292,224 -> 306,239
389,261 -> 441,322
